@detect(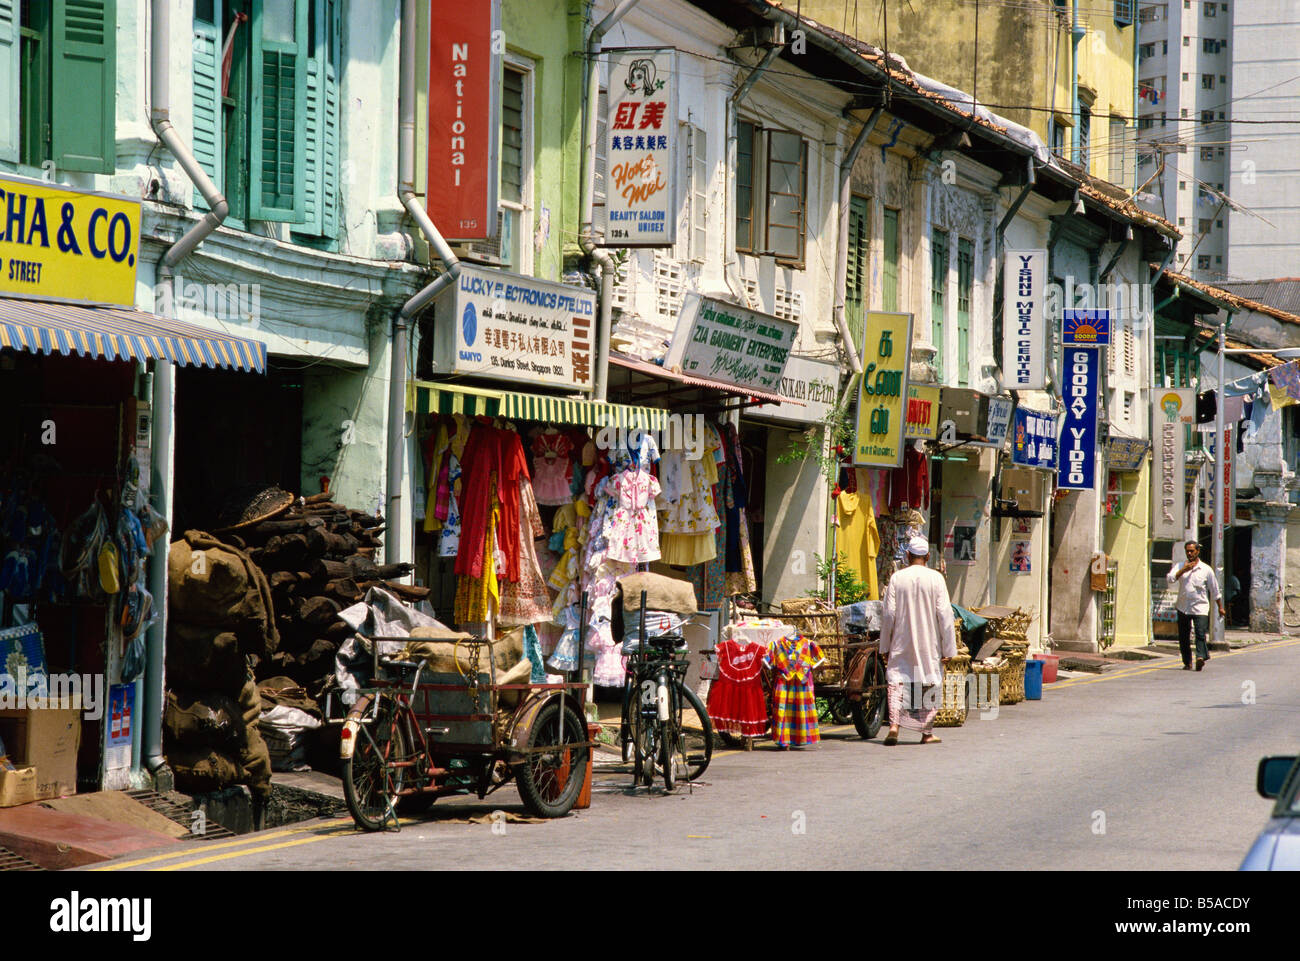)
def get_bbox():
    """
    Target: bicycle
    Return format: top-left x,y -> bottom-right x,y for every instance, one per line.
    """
620,630 -> 712,791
